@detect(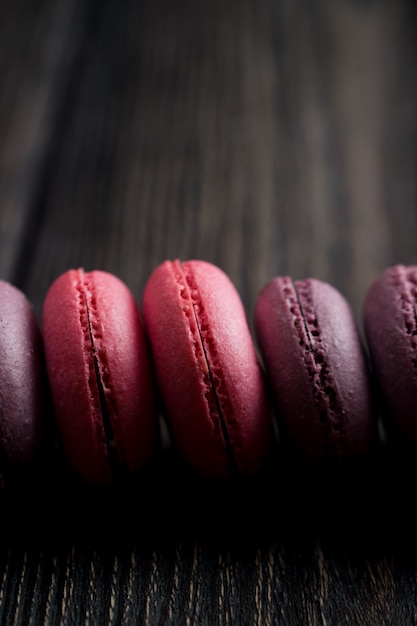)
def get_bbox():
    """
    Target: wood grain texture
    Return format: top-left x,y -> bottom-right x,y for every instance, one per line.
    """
0,0 -> 97,283
1,0 -> 417,624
